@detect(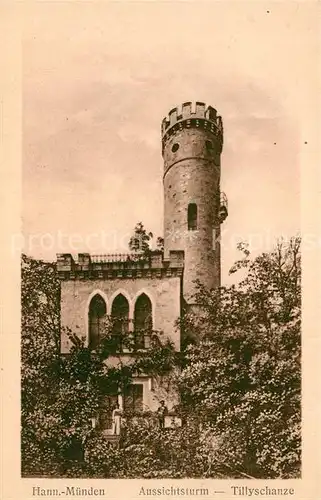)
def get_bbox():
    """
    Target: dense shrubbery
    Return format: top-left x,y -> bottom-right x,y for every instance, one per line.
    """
21,237 -> 301,479
74,419 -> 222,479
177,238 -> 301,478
